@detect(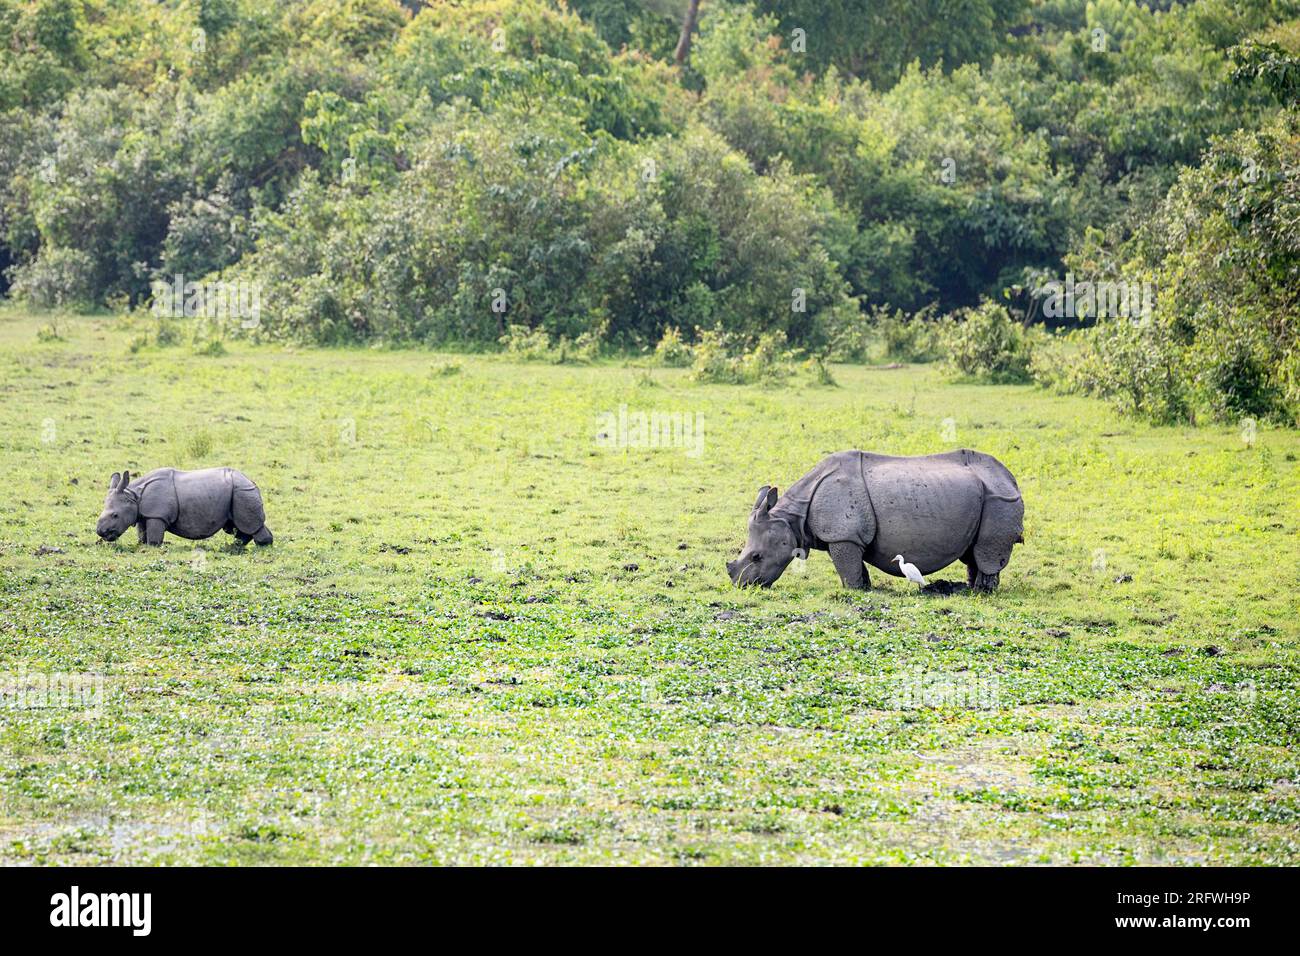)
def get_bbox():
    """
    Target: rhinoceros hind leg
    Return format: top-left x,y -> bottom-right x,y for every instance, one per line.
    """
231,480 -> 268,538
828,542 -> 868,590
252,524 -> 273,547
972,494 -> 1023,581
